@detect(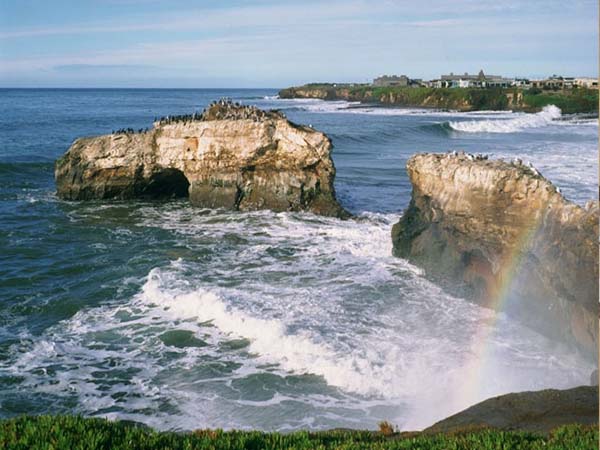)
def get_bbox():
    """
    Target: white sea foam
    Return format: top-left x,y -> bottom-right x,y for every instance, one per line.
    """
6,209 -> 593,431
448,105 -> 562,133
267,97 -> 519,118
141,269 -> 391,397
